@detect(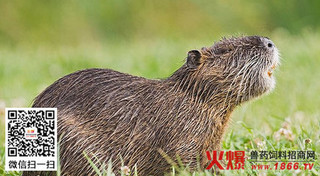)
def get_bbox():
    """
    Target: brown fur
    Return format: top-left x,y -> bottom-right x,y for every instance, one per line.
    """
22,36 -> 279,176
